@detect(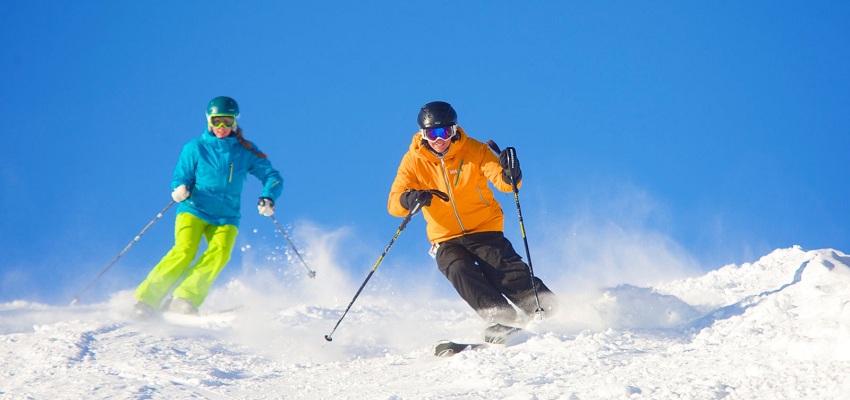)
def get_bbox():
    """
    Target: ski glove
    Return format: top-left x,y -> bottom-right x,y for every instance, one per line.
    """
258,197 -> 275,217
400,189 -> 433,211
499,148 -> 522,185
171,184 -> 190,202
